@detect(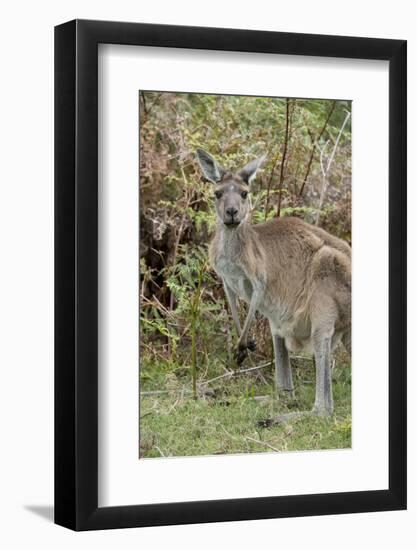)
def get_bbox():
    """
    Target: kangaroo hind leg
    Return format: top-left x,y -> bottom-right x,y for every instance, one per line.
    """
272,334 -> 294,393
311,301 -> 337,417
